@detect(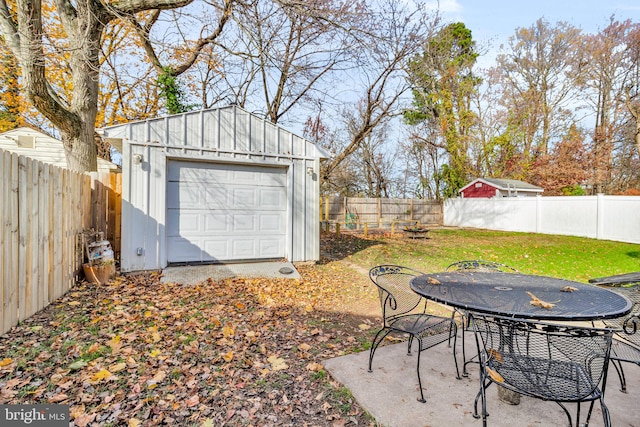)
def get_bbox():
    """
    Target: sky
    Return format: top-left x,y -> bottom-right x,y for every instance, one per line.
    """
430,0 -> 640,66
